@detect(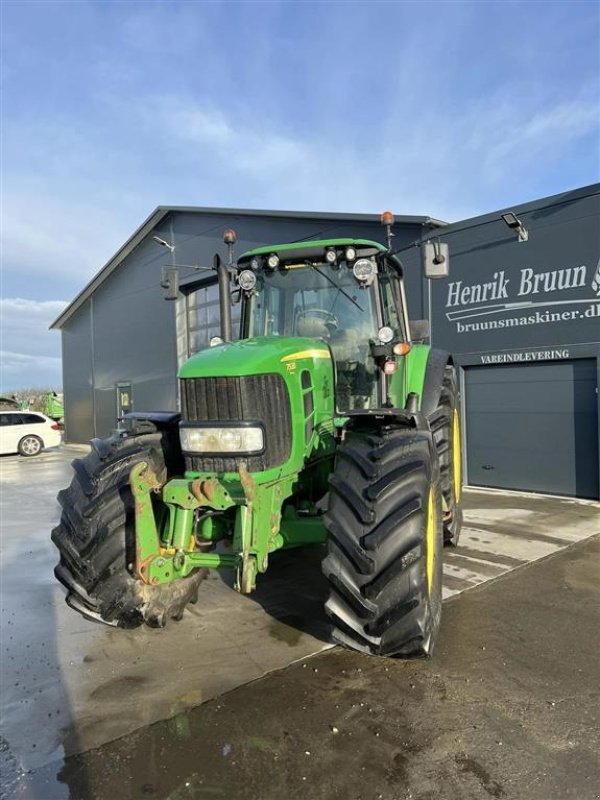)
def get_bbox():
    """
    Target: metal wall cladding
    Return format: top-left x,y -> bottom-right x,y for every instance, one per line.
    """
180,374 -> 292,473
419,186 -> 600,355
61,301 -> 94,442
